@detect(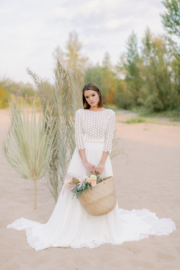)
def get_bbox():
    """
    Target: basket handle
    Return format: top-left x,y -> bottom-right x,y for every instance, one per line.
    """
101,176 -> 113,181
